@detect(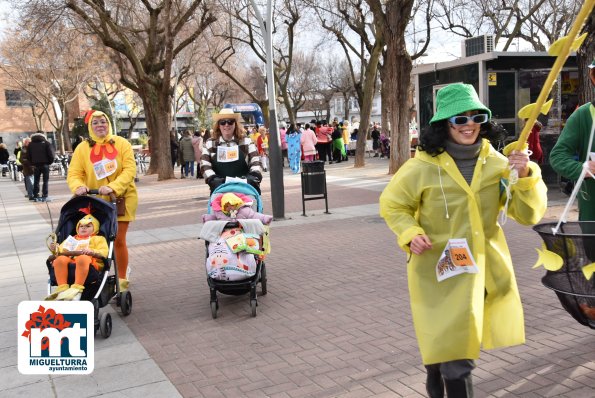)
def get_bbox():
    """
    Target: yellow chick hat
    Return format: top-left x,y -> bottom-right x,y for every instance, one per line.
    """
220,193 -> 245,214
77,214 -> 100,235
77,204 -> 100,235
86,110 -> 114,144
